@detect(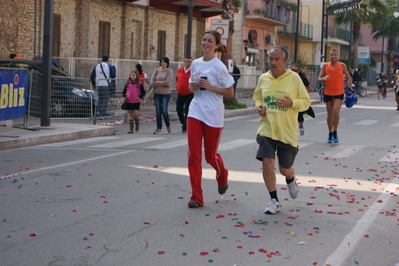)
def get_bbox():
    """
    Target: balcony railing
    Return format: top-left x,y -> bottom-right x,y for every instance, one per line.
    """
245,0 -> 291,26
278,22 -> 313,40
